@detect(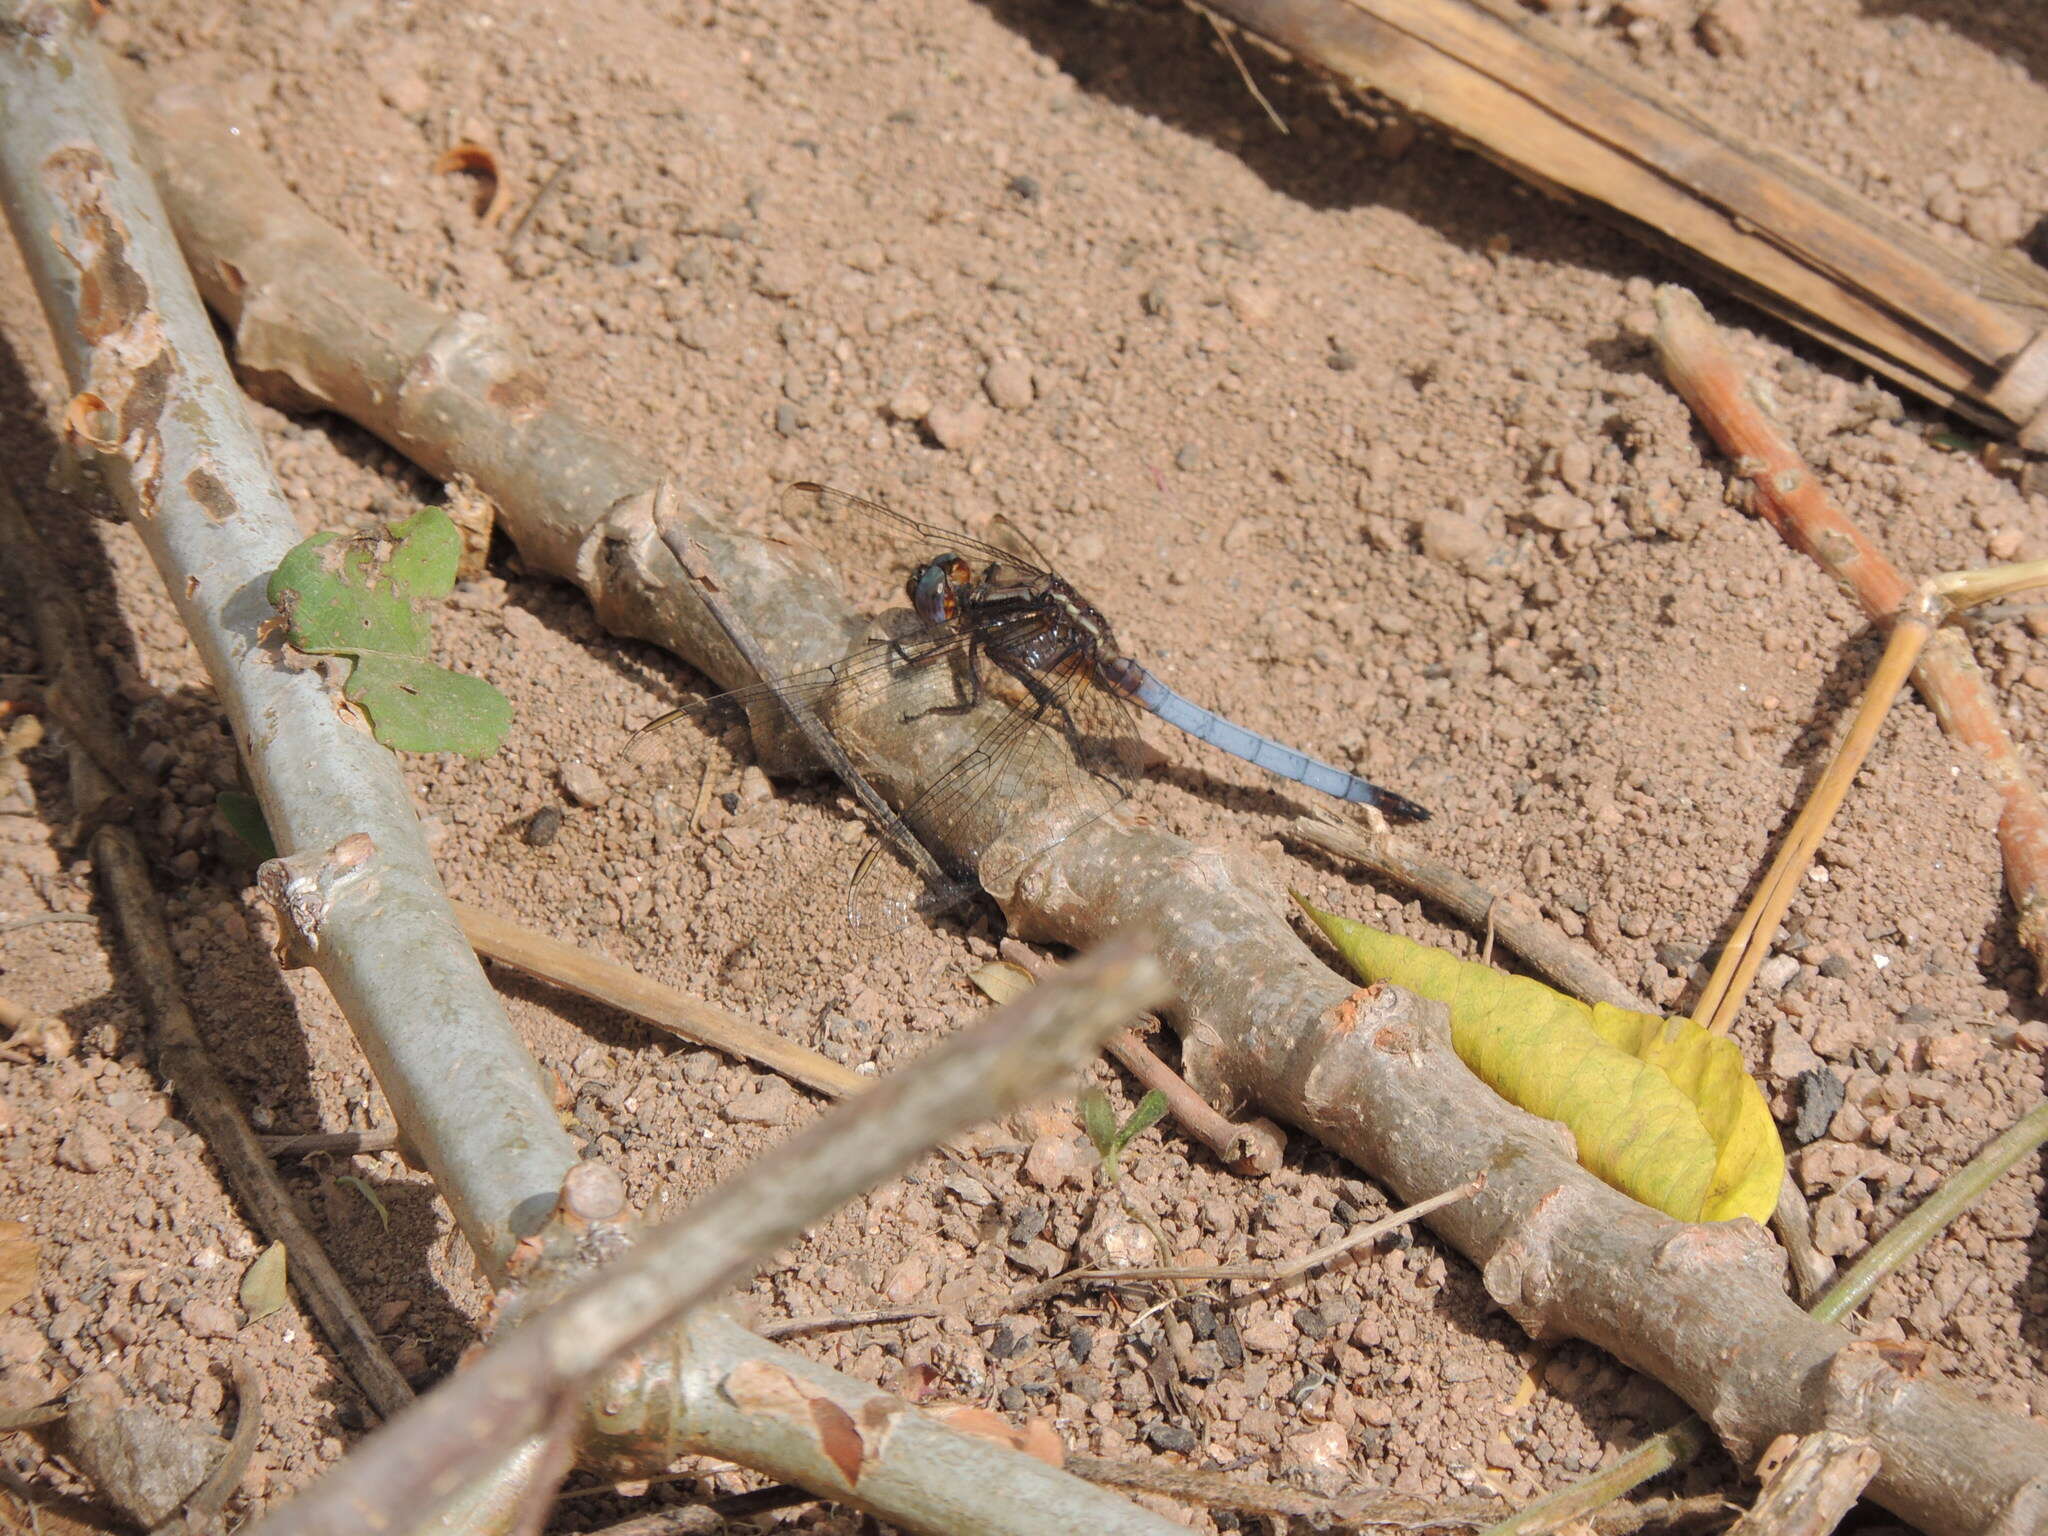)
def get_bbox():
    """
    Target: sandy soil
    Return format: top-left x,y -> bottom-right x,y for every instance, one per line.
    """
1,0 -> 2045,1530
